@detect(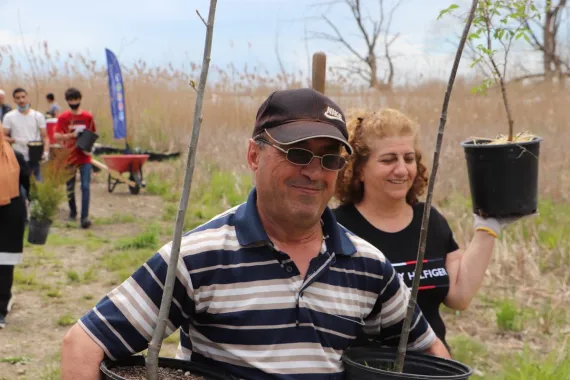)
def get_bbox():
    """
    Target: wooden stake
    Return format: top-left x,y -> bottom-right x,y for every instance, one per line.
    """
312,51 -> 327,94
